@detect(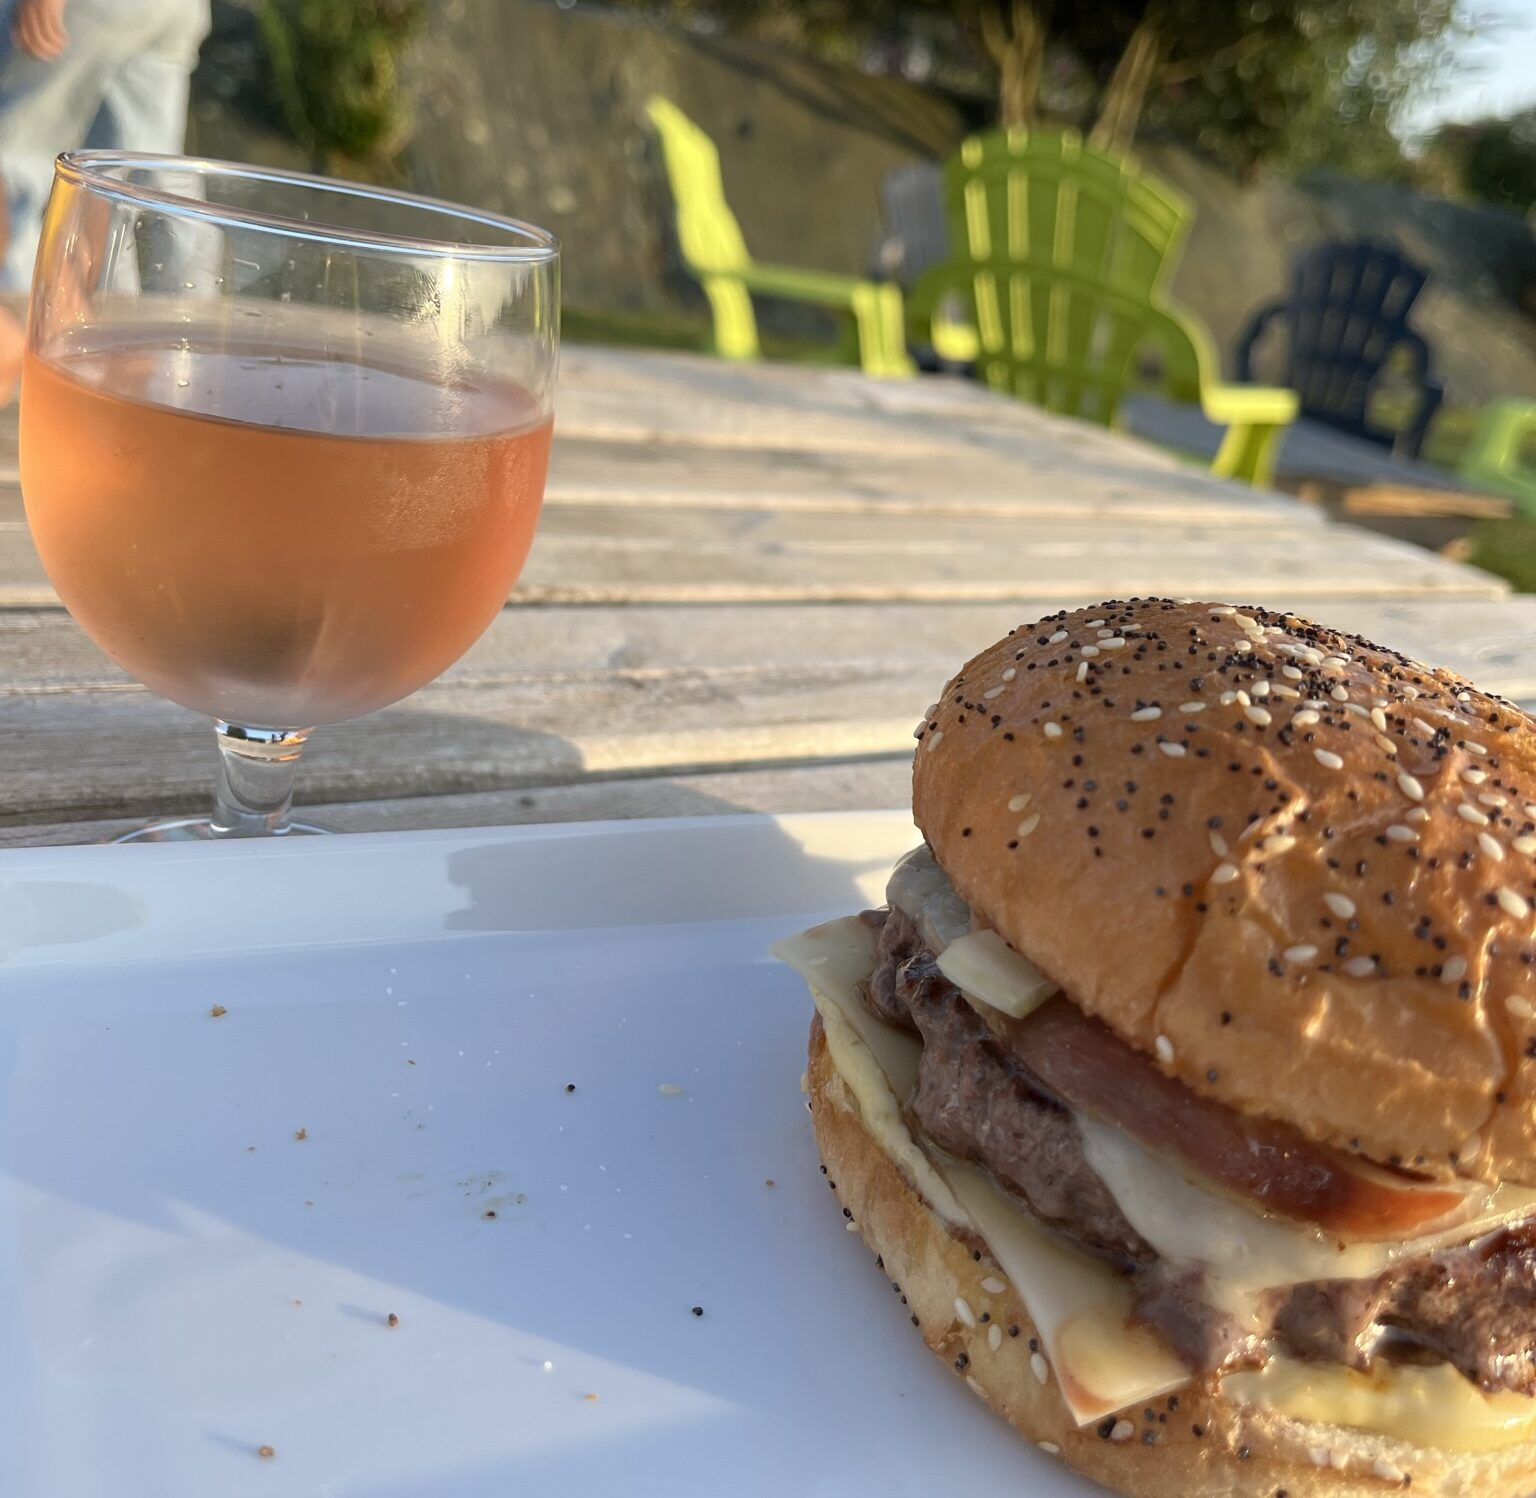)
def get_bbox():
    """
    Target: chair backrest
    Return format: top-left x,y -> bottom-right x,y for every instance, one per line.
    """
937,126 -> 1194,423
875,161 -> 949,284
646,97 -> 752,277
1277,240 -> 1432,438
